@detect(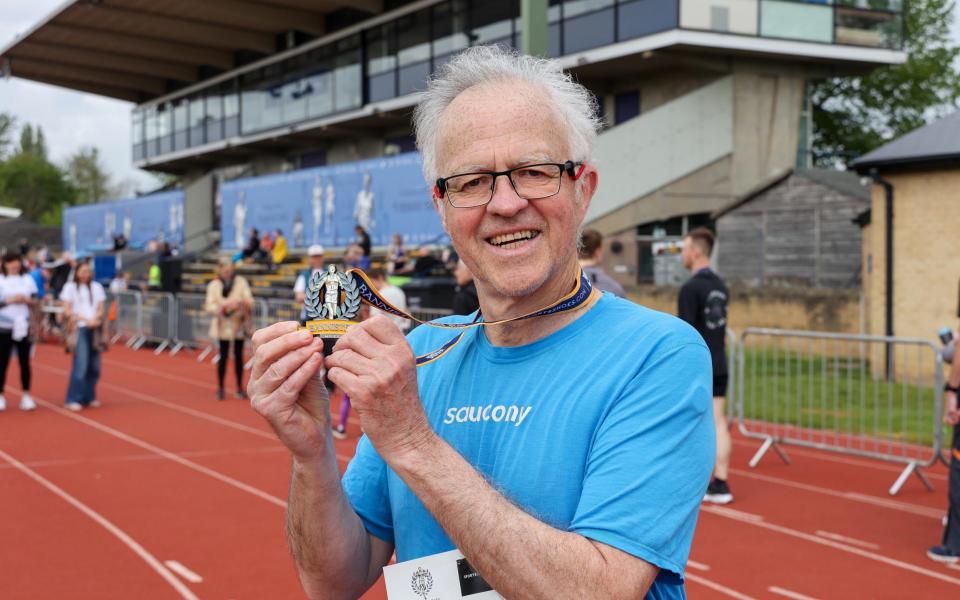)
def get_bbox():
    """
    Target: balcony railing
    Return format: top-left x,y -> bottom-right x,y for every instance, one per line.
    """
132,0 -> 904,164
